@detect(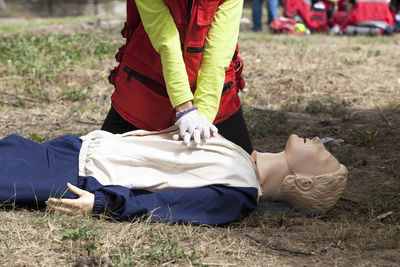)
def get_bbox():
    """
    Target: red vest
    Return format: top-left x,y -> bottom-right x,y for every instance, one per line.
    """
108,0 -> 245,131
